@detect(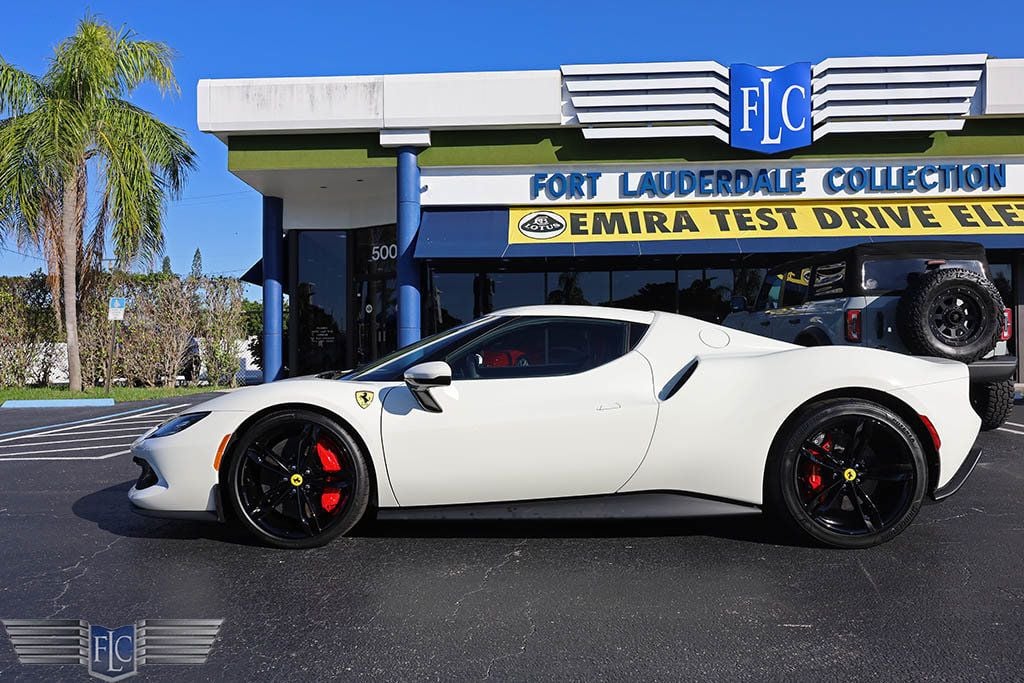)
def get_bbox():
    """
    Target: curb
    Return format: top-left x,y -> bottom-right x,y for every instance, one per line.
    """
1,399 -> 116,409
